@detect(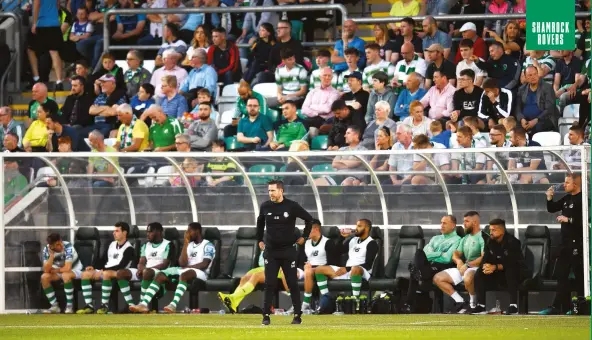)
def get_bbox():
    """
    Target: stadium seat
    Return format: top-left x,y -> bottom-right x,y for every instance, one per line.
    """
248,164 -> 277,185
127,166 -> 156,187
224,136 -> 244,151
563,133 -> 570,145
369,226 -> 424,293
558,117 -> 578,138
518,225 -> 551,314
311,135 -> 329,150
164,228 -> 181,267
311,163 -> 334,179
252,83 -> 278,102
154,166 -> 174,187
455,226 -> 465,238
327,228 -> 384,295
127,225 -> 141,268
266,109 -> 279,124
35,167 -> 55,181
532,132 -> 562,146
74,227 -> 101,269
205,227 -> 260,293
563,104 -> 580,118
